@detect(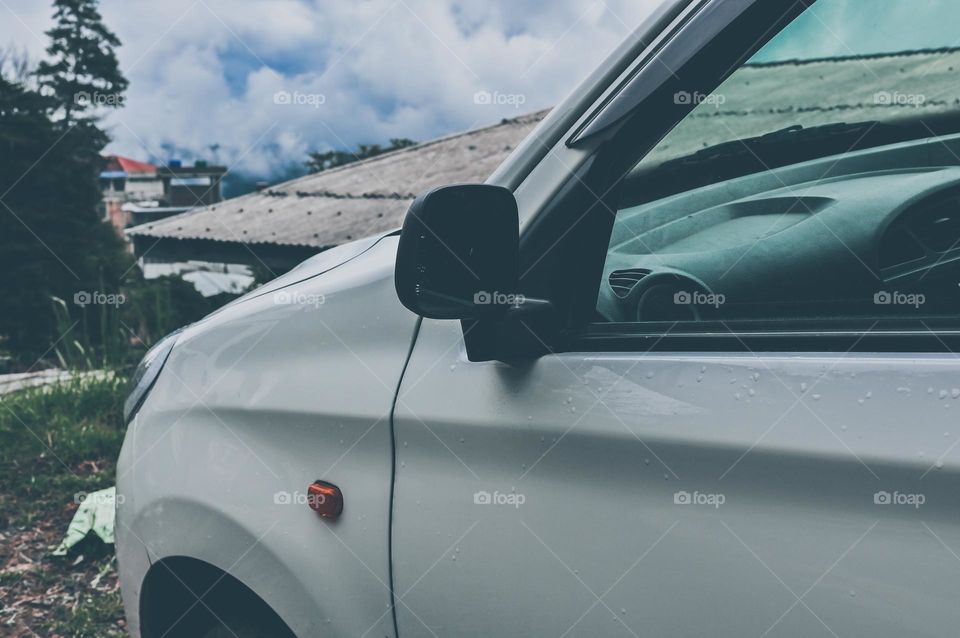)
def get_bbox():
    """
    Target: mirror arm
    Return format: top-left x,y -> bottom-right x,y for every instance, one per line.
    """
503,297 -> 554,319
